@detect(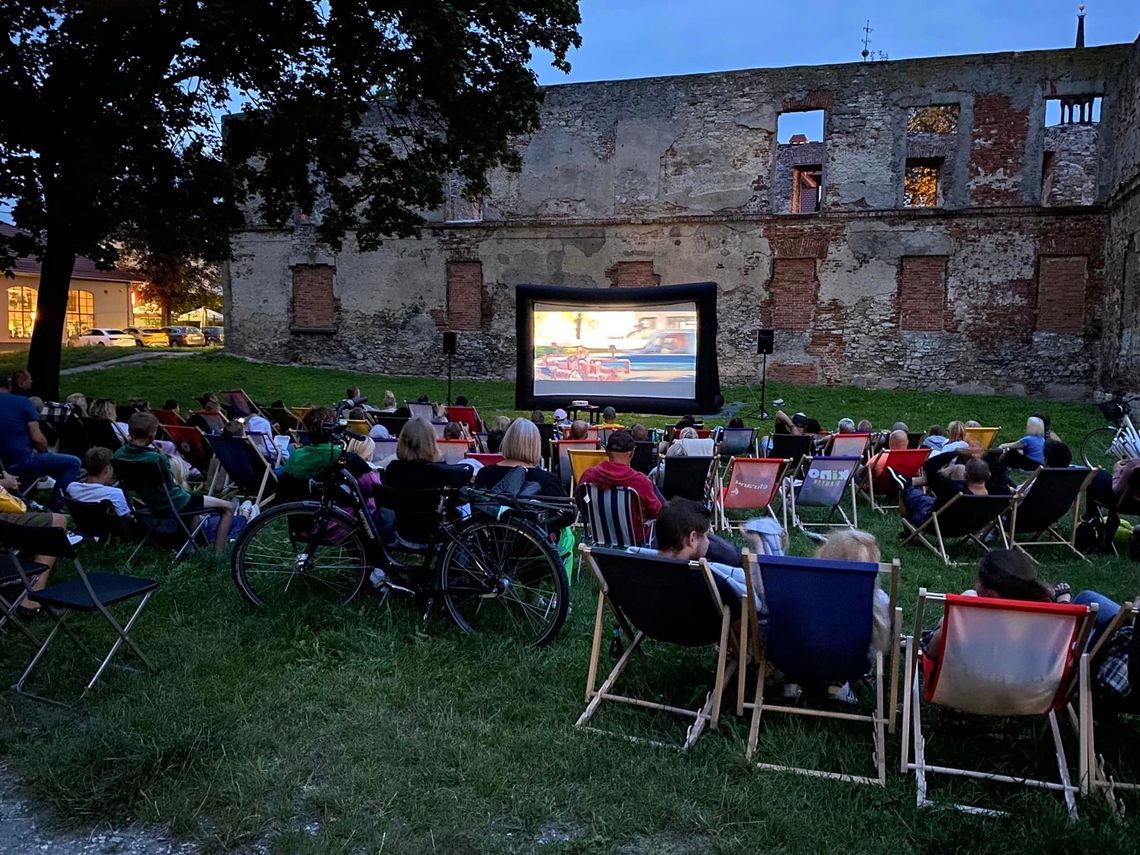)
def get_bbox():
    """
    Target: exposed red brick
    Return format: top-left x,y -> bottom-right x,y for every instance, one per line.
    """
1037,256 -> 1087,332
782,91 -> 834,112
446,261 -> 483,330
898,256 -> 948,331
806,299 -> 848,383
768,361 -> 819,385
606,260 -> 661,288
291,264 -> 336,331
770,258 -> 817,330
969,94 -> 1029,206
